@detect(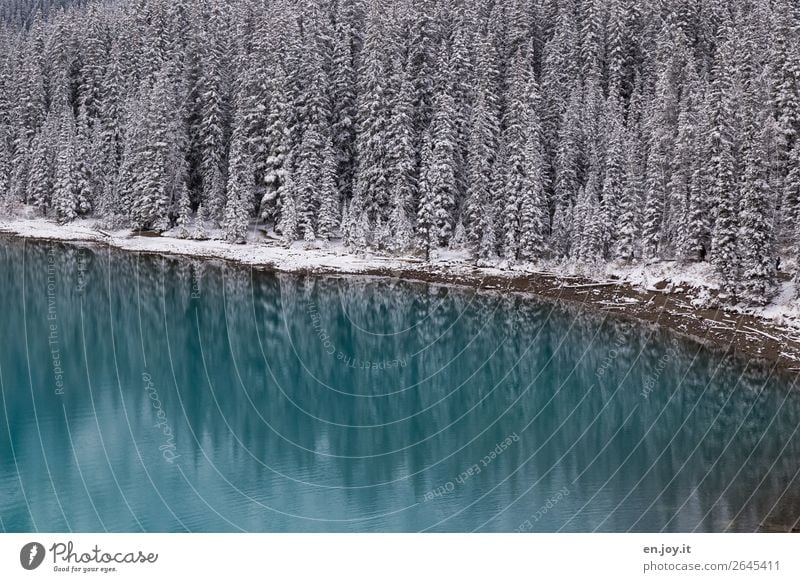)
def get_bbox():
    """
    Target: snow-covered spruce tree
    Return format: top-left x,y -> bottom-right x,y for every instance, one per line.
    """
425,90 -> 459,249
786,142 -> 800,254
670,55 -> 702,262
79,5 -> 108,127
615,125 -> 643,262
540,0 -> 579,162
73,110 -> 95,217
352,6 -> 391,230
330,9 -> 359,203
675,58 -> 708,263
234,39 -> 269,208
600,95 -> 625,258
416,132 -> 436,261
485,138 -> 508,260
580,0 -> 604,80
129,71 -> 177,232
570,183 -> 586,262
295,125 -> 324,242
517,120 -> 549,261
771,0 -> 800,185
0,40 -> 10,129
581,67 -> 604,175
641,22 -> 684,260
550,201 -> 572,260
52,111 -> 78,224
708,19 -> 741,296
554,83 -> 581,209
26,120 -> 54,215
260,62 -> 290,224
8,31 -> 46,204
407,0 -> 436,152
193,203 -> 208,240
501,46 -> 548,262
478,209 -> 498,262
316,136 -> 340,242
500,46 -> 528,262
198,1 -> 231,224
448,22 -> 474,203
223,118 -> 252,244
95,40 -> 125,214
301,17 -> 333,146
0,126 -> 11,209
606,0 -> 627,99
386,62 -> 416,253
176,186 -> 191,239
295,21 -> 336,241
14,29 -> 46,153
738,120 -> 777,304
575,163 -> 603,266
463,68 -> 500,259
113,90 -> 147,220
277,151 -> 299,246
